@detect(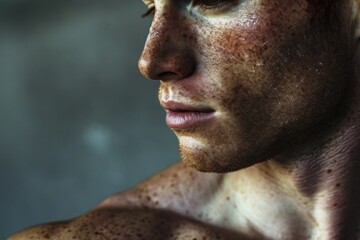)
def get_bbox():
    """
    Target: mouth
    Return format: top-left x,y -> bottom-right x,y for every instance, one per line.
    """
161,101 -> 215,129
